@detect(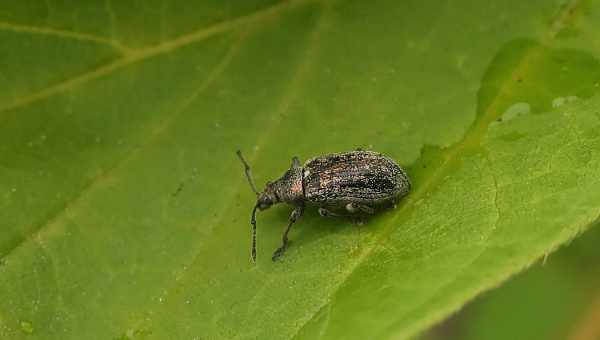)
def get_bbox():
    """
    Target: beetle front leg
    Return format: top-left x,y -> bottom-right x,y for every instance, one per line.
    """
272,205 -> 304,261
